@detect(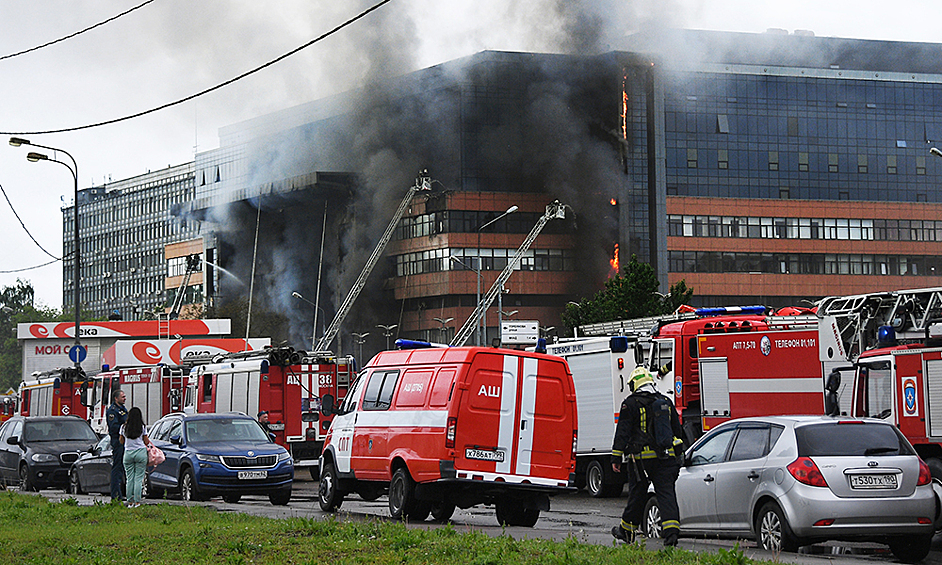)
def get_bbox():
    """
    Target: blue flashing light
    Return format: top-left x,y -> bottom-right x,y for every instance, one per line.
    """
260,359 -> 270,374
396,339 -> 435,350
877,325 -> 897,345
610,336 -> 630,353
101,364 -> 110,372
695,305 -> 767,317
535,338 -> 547,354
